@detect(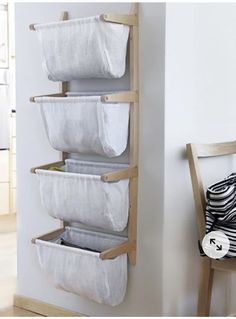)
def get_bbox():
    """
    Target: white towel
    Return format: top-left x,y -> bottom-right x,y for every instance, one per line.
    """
35,94 -> 130,158
35,16 -> 129,80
